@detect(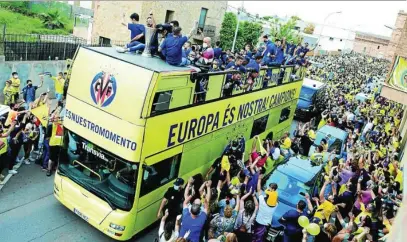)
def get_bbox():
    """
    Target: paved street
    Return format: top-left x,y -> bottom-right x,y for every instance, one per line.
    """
0,162 -> 158,242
